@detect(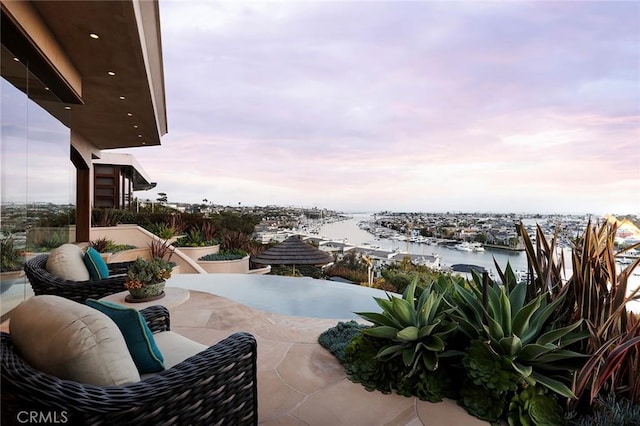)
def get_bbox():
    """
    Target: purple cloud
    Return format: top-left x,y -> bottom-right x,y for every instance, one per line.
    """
117,0 -> 639,214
